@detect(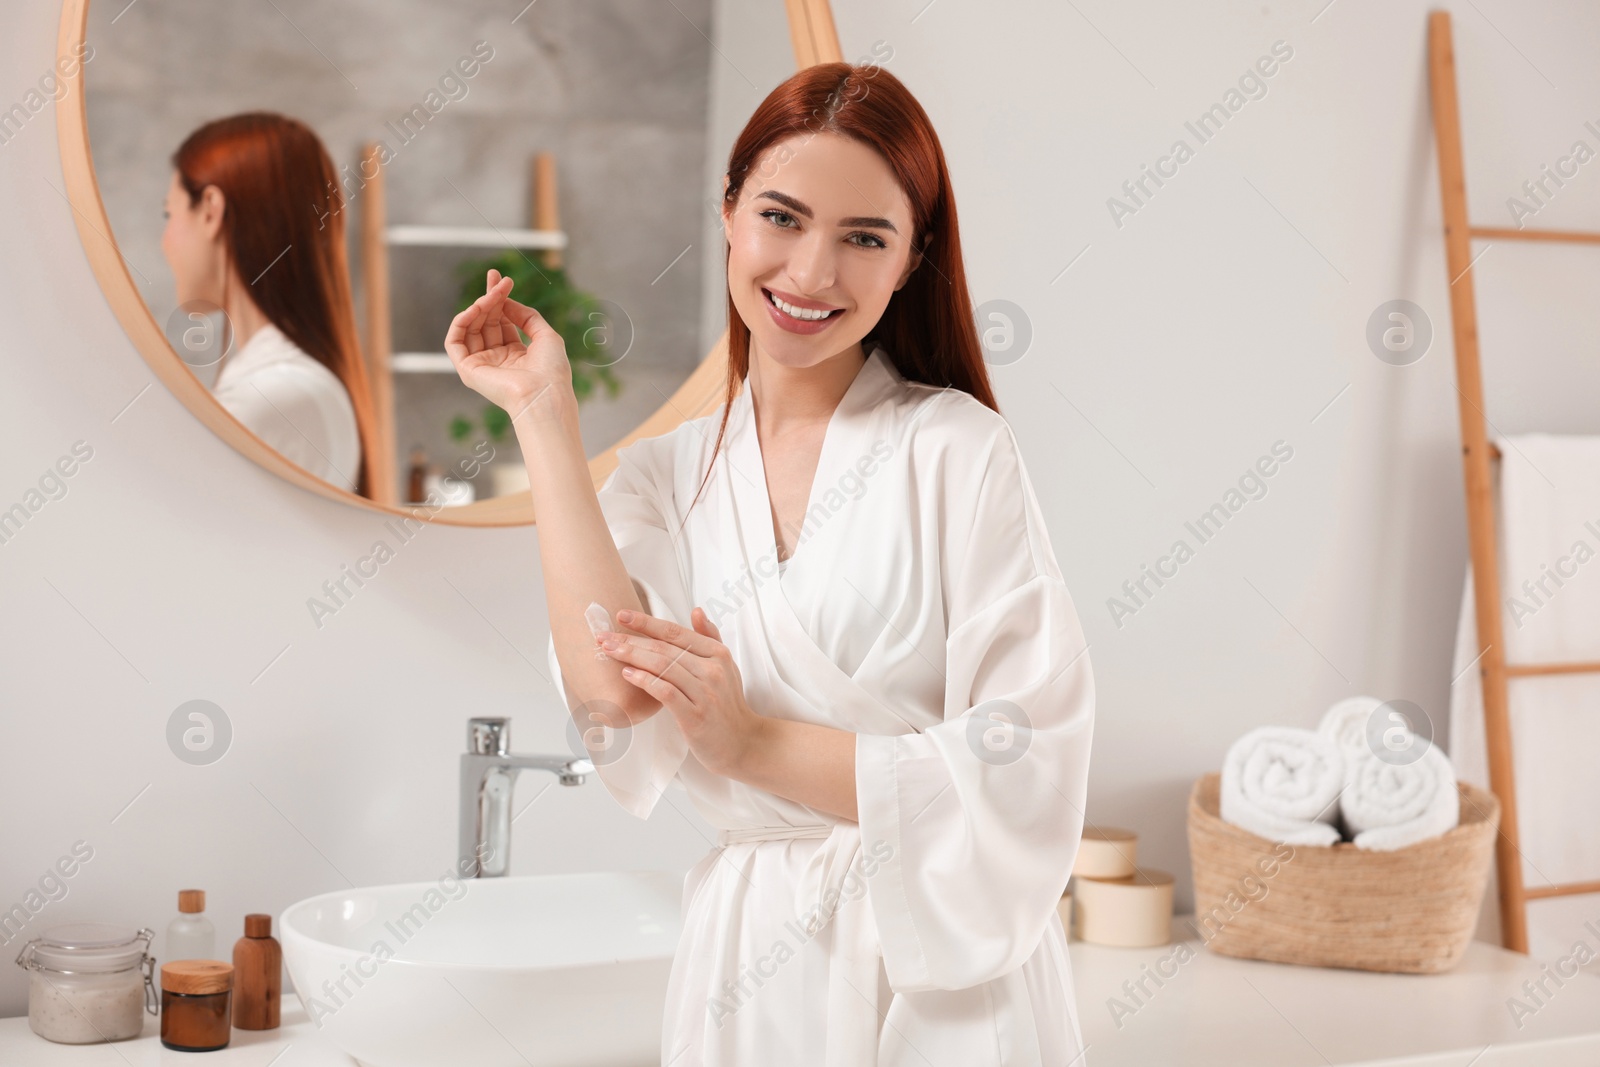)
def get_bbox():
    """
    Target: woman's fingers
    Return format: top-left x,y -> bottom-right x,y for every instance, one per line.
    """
464,297 -> 487,355
616,609 -> 717,658
692,607 -> 722,642
444,298 -> 490,366
619,665 -> 690,720
483,269 -> 505,346
600,634 -> 710,690
482,276 -> 516,350
471,276 -> 514,352
498,291 -> 549,339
